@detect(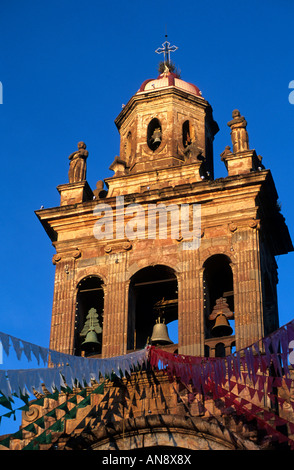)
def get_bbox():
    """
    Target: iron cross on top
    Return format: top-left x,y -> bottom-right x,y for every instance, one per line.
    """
155,40 -> 178,63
